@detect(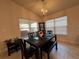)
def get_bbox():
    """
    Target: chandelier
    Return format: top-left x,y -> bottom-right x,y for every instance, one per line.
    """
41,0 -> 48,16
